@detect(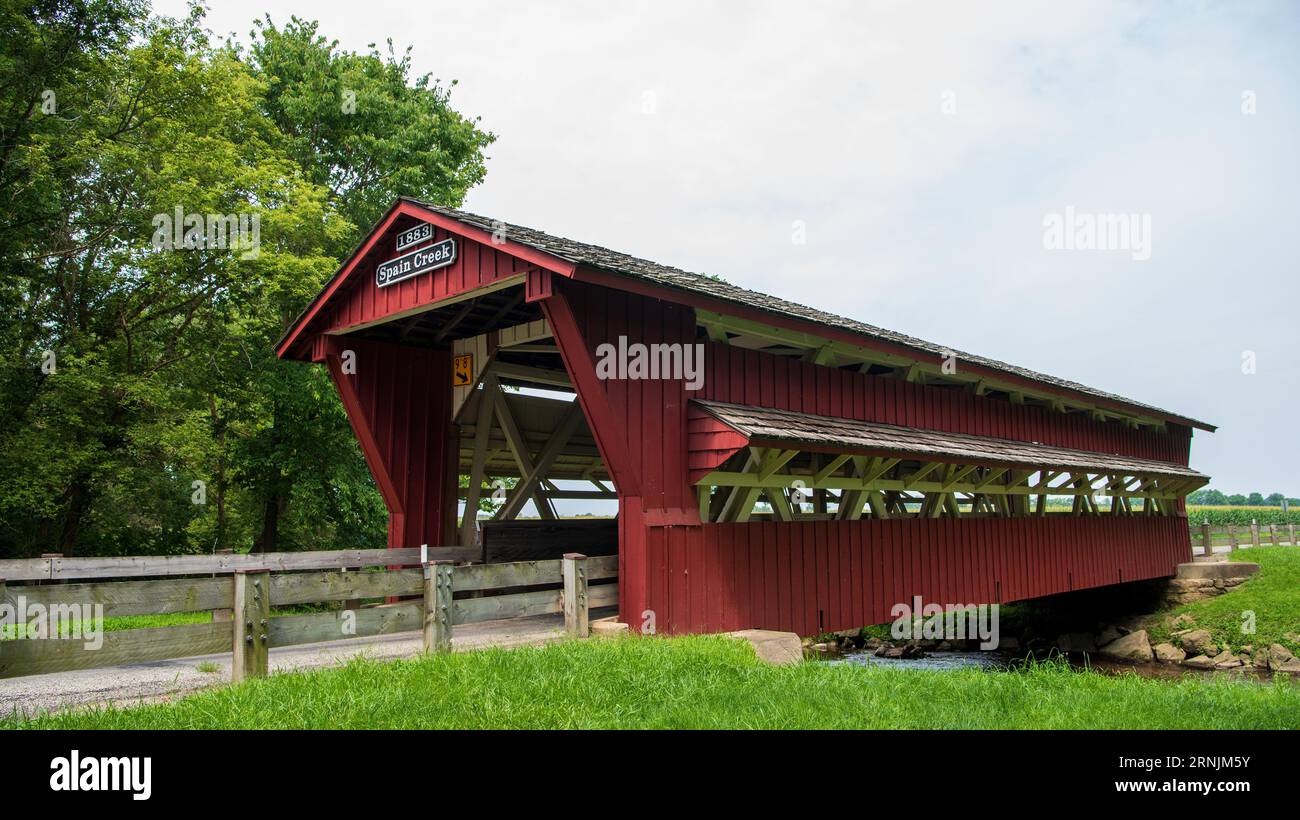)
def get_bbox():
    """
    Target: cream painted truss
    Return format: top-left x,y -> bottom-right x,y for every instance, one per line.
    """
696,446 -> 1203,523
